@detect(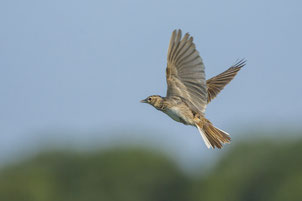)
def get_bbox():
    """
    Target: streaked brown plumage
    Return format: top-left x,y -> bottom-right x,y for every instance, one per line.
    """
141,29 -> 246,149
206,59 -> 245,103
